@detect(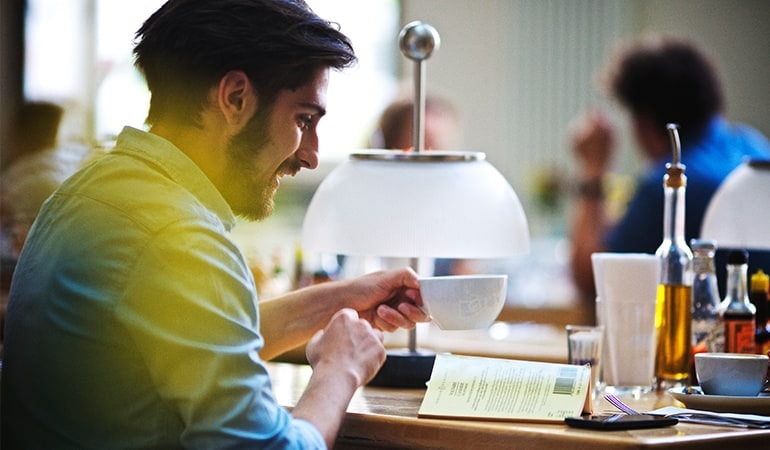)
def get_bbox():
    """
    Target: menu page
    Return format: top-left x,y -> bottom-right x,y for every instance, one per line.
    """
418,354 -> 592,422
